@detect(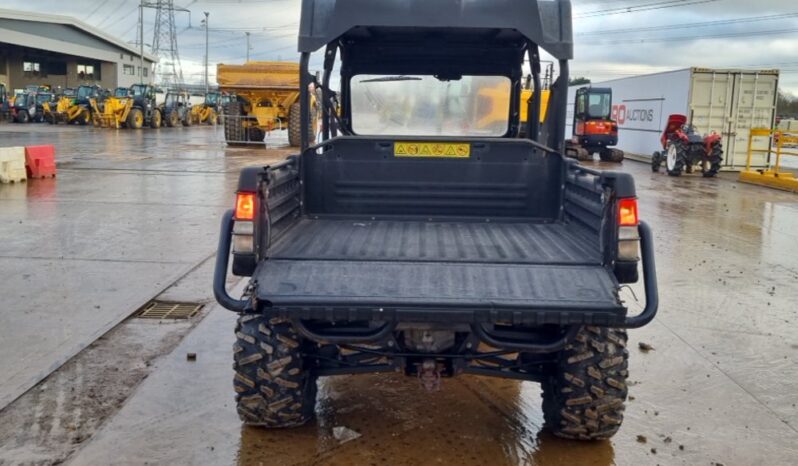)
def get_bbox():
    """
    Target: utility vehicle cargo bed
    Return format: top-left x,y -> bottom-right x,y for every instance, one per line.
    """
254,219 -> 623,324
269,219 -> 602,265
